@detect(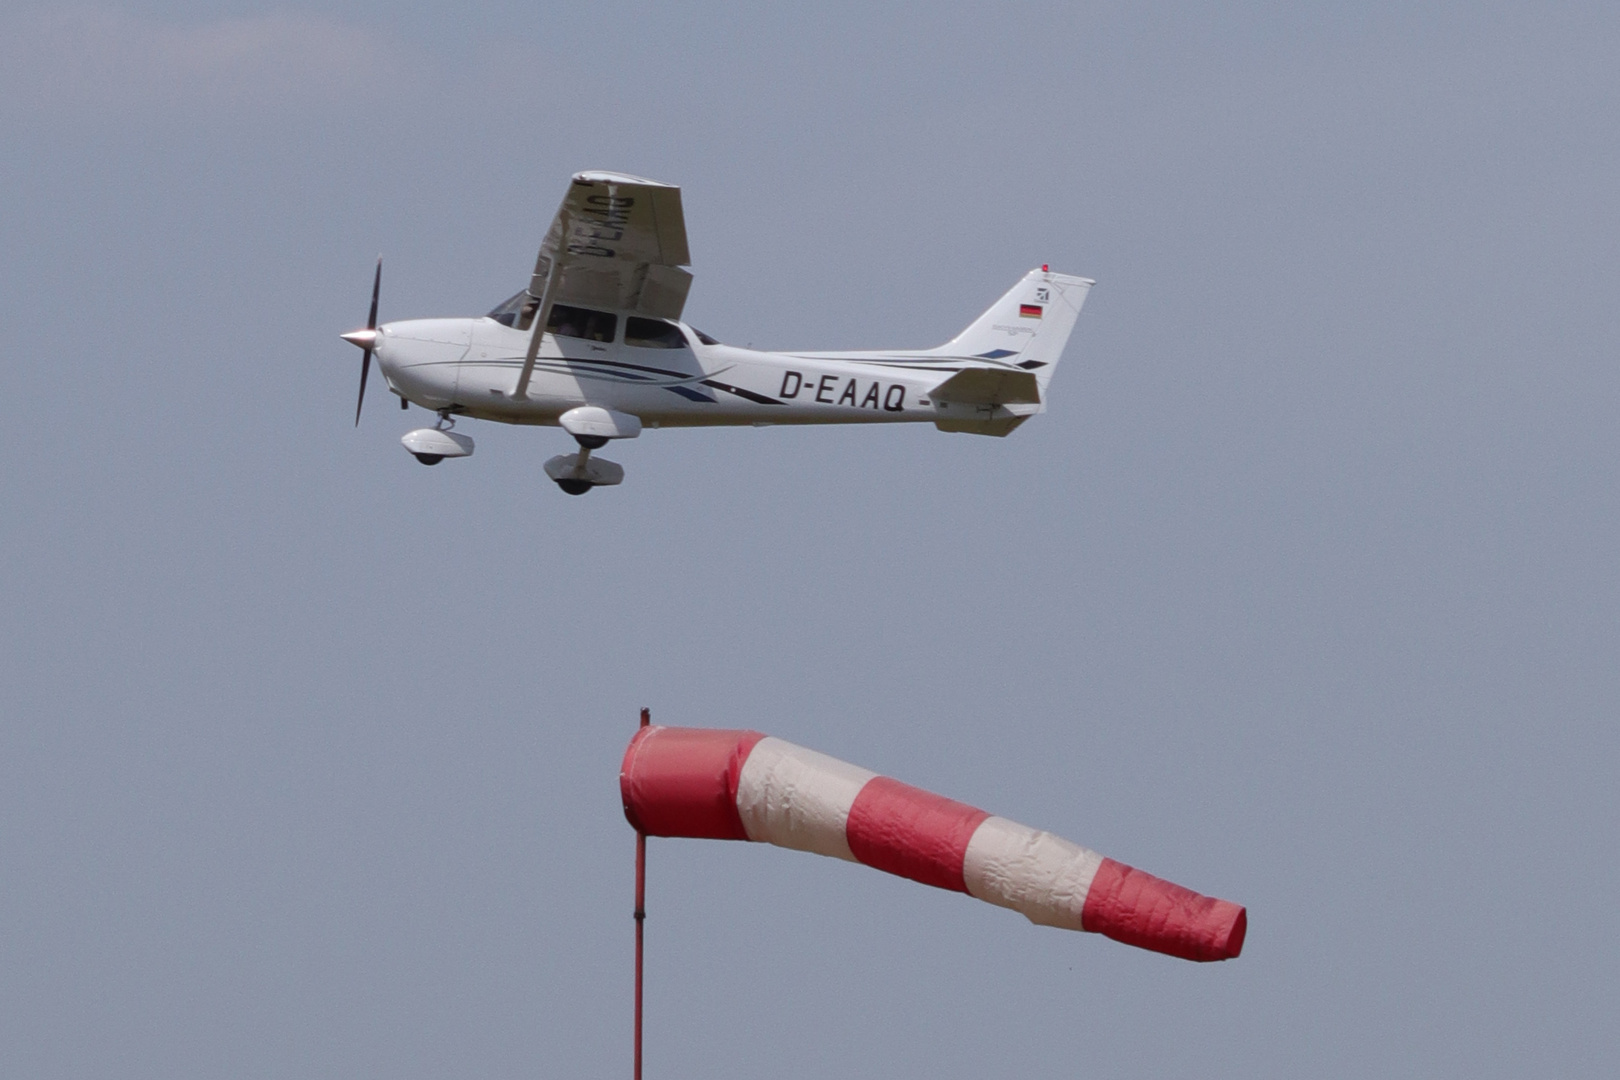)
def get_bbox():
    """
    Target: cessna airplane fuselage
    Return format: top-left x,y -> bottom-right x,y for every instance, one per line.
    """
373,294 -> 1072,430
344,172 -> 1093,493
